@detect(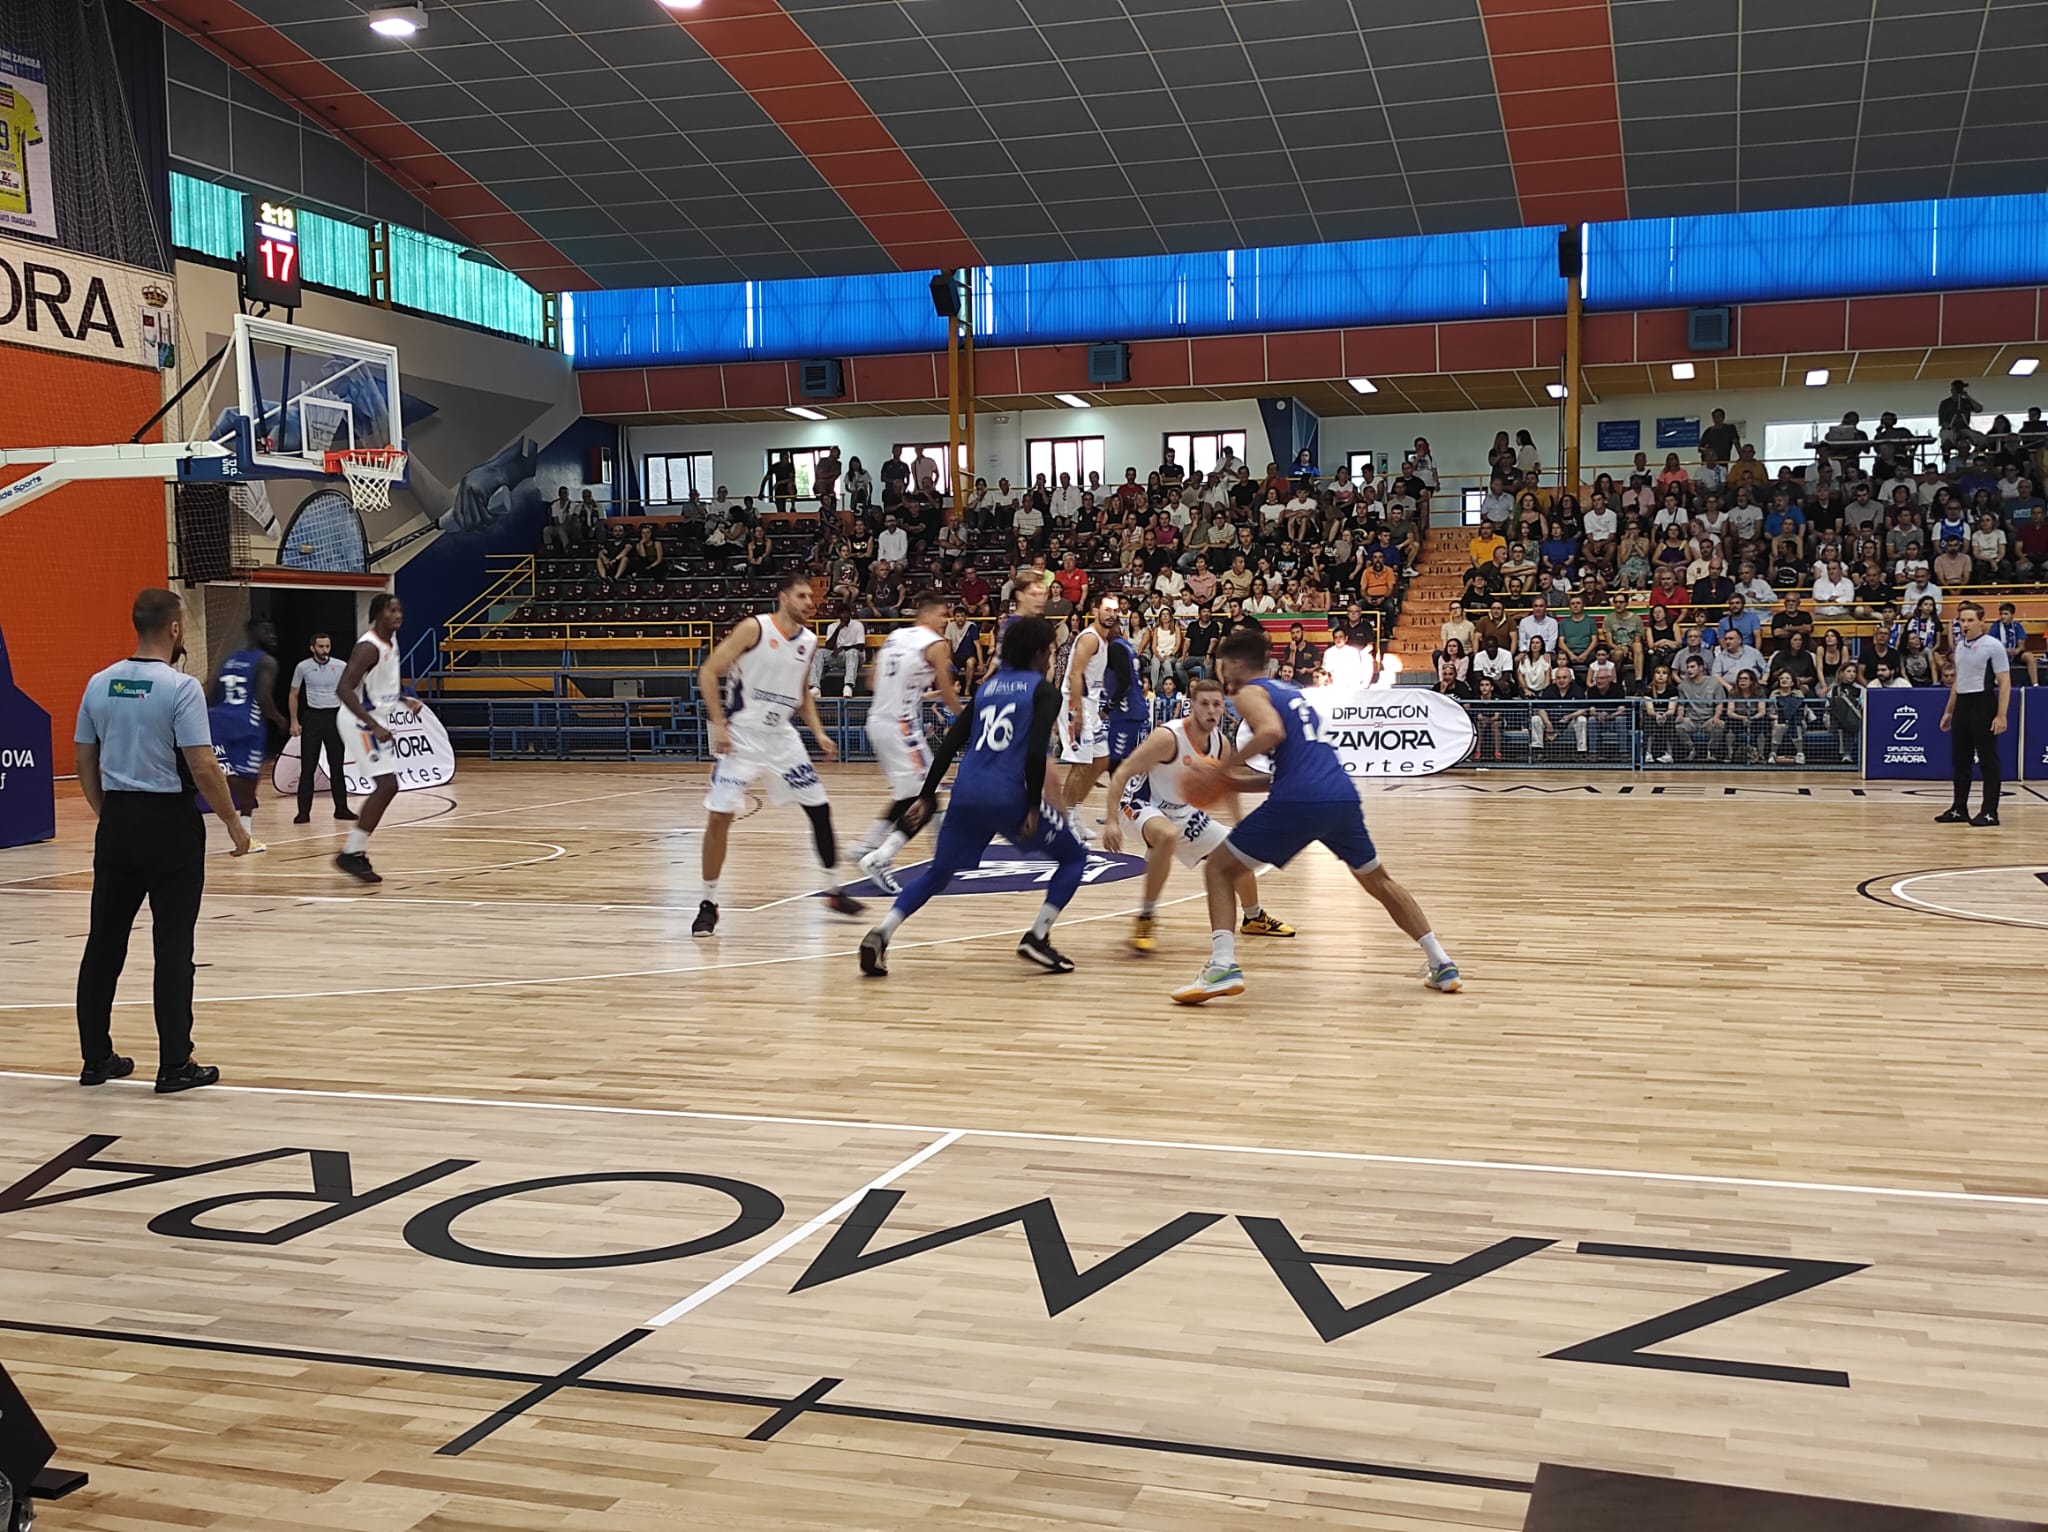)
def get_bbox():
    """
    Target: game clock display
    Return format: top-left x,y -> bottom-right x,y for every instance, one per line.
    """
242,196 -> 301,308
